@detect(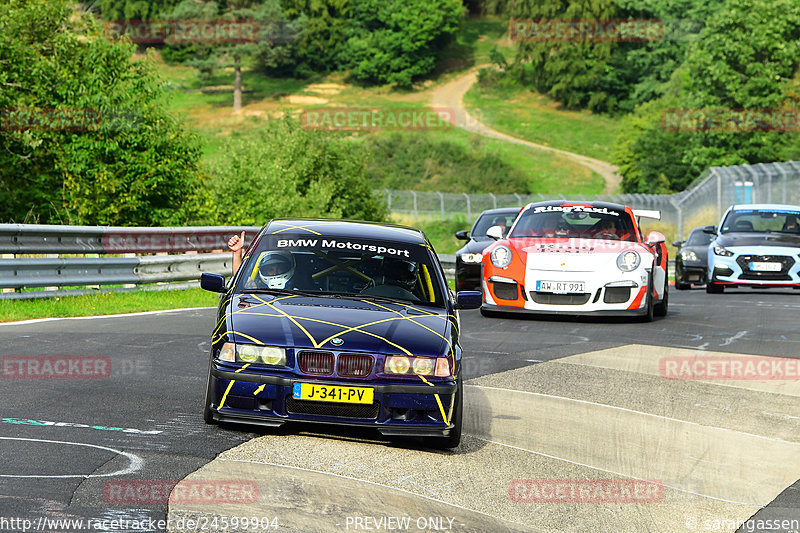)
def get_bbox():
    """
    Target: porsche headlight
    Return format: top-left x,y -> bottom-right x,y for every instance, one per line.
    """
713,245 -> 734,257
460,253 -> 483,264
616,251 -> 640,272
490,246 -> 513,268
218,343 -> 286,366
681,250 -> 698,262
